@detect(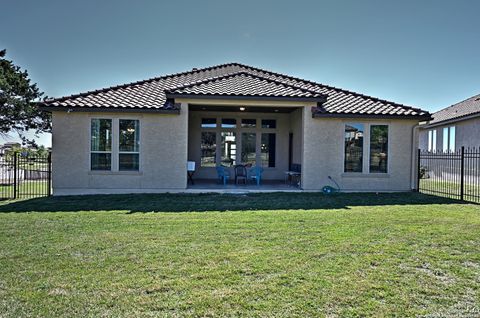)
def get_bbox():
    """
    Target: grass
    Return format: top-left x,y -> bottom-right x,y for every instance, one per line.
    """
0,180 -> 49,199
420,179 -> 480,202
0,192 -> 479,317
